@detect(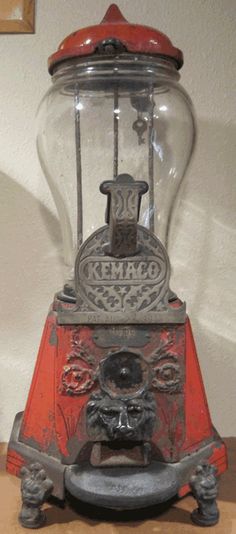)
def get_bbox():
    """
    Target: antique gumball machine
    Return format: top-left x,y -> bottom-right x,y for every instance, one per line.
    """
7,4 -> 227,529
